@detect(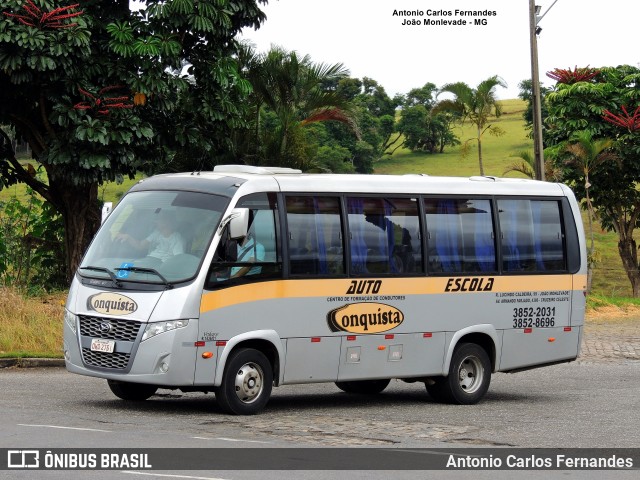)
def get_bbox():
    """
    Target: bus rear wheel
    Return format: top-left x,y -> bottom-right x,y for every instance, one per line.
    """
107,380 -> 157,401
216,348 -> 273,415
335,379 -> 390,394
426,343 -> 491,405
